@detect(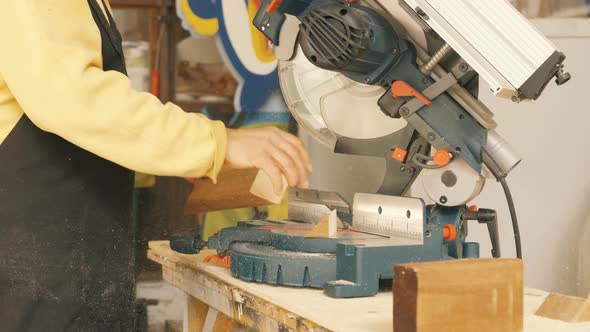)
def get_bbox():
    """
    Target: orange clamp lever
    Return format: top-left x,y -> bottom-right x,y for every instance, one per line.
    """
204,255 -> 231,268
391,81 -> 432,106
267,0 -> 283,13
